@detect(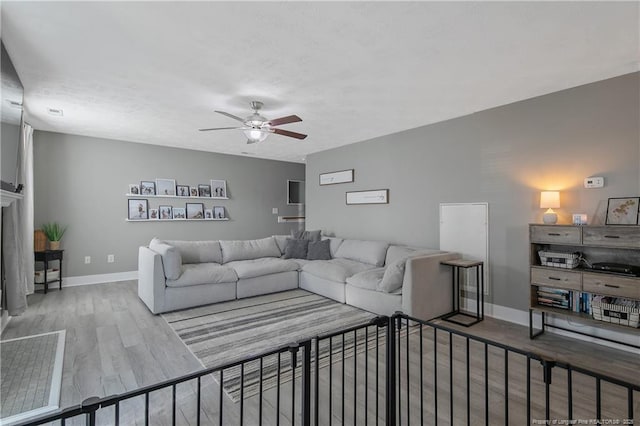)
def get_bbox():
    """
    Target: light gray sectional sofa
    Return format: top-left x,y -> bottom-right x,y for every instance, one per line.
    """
138,235 -> 460,320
